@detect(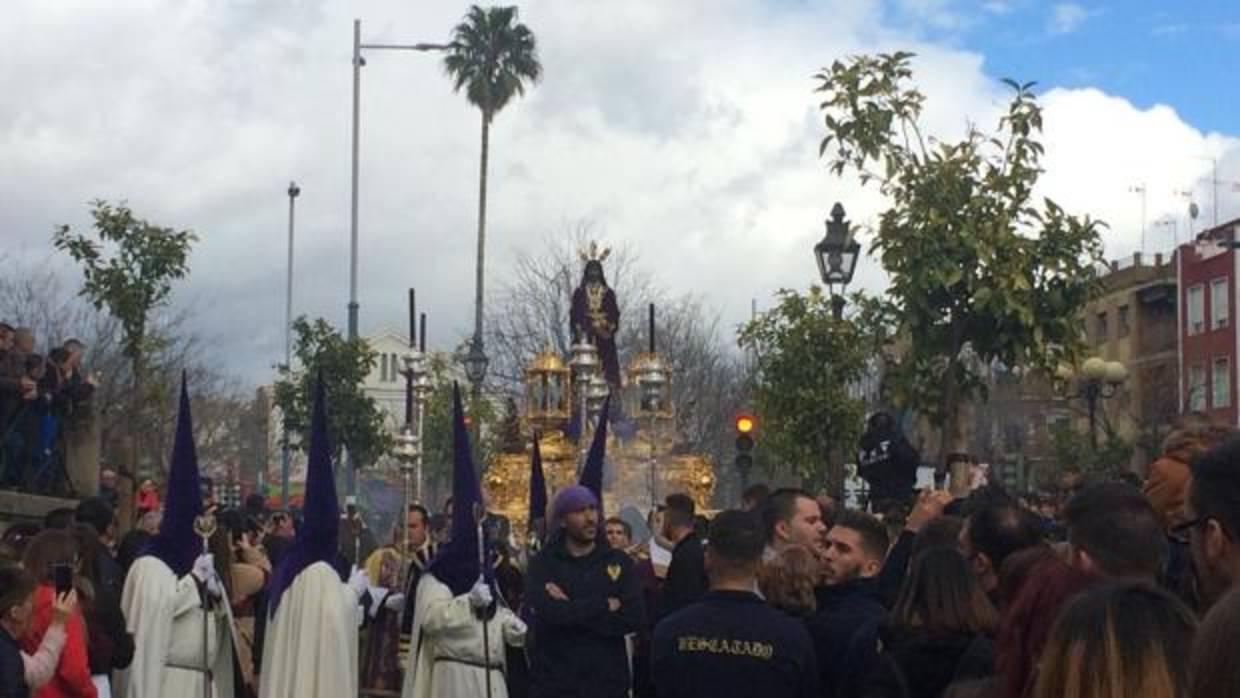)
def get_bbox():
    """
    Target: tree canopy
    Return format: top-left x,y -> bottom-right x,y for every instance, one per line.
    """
815,53 -> 1106,463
